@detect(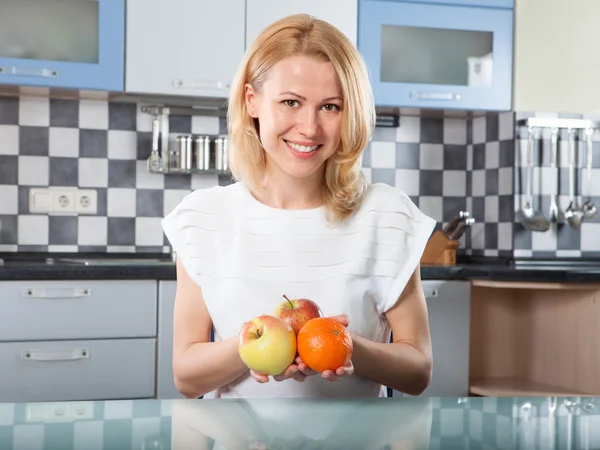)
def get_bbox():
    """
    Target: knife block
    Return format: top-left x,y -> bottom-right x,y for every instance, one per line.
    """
420,230 -> 459,266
